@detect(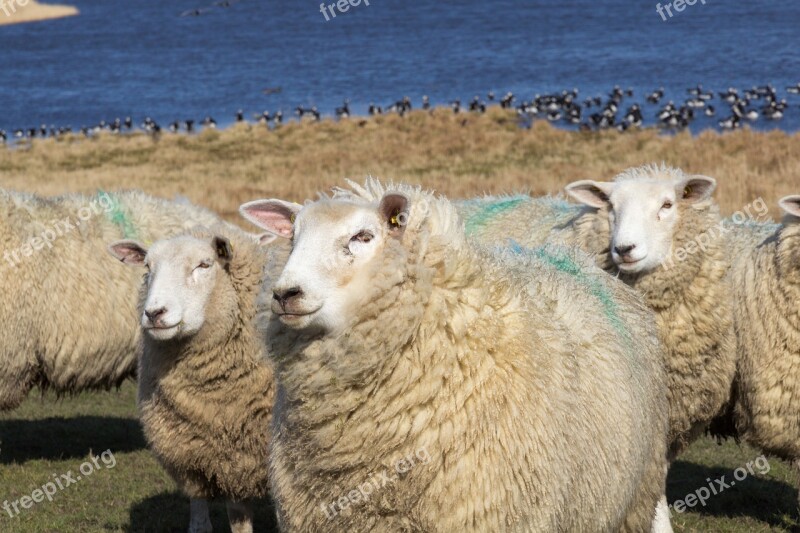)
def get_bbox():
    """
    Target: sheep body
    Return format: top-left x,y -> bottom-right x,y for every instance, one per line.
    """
132,227 -> 276,531
0,189 -> 225,410
265,181 -> 668,532
456,194 -> 610,263
728,216 -> 800,460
